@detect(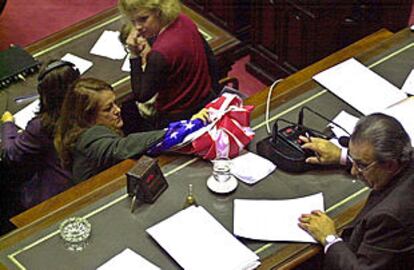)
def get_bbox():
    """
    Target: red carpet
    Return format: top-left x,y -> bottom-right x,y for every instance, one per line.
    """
228,55 -> 266,96
0,0 -> 118,50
